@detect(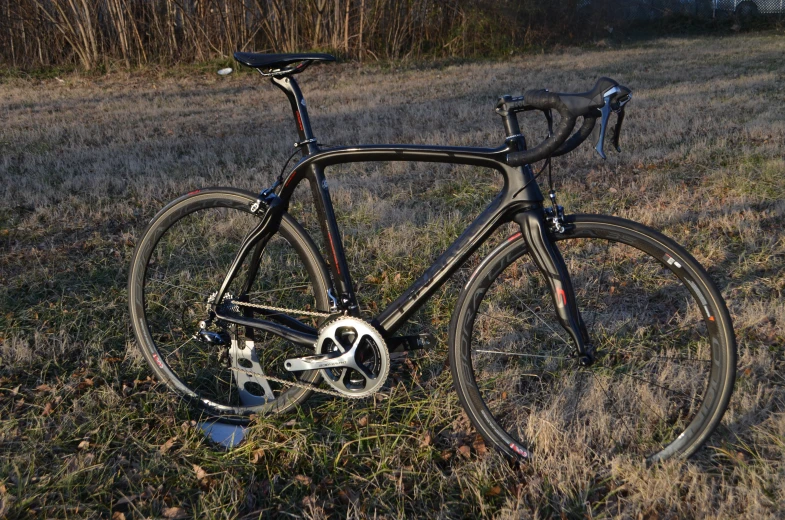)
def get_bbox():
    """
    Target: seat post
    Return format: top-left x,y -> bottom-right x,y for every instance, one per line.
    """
271,76 -> 319,156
